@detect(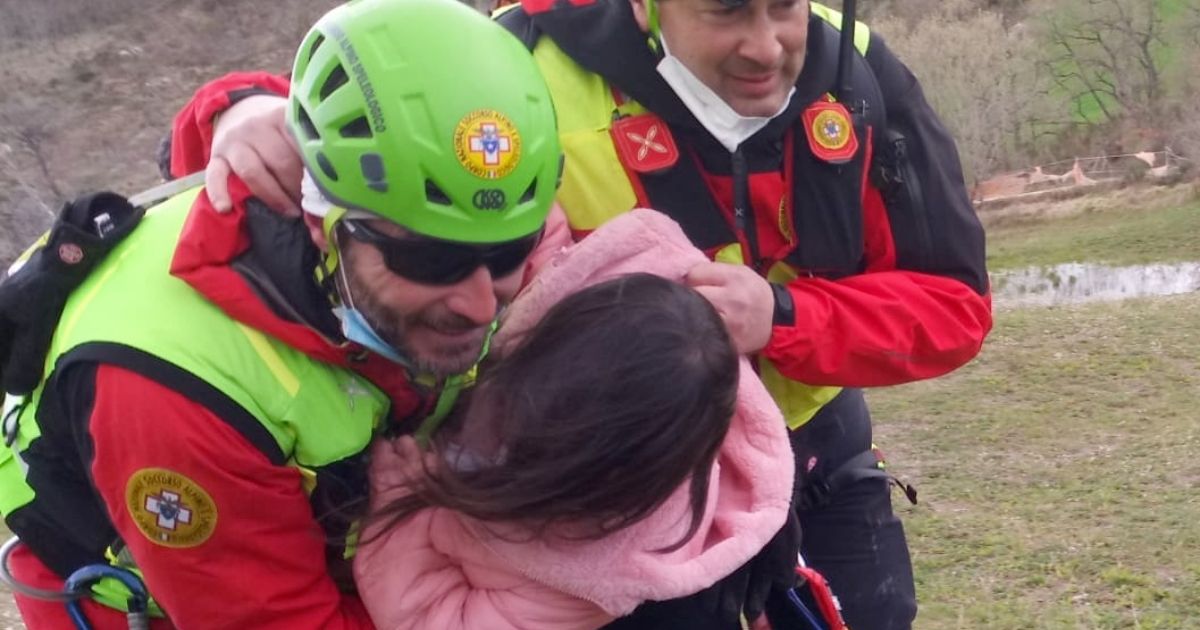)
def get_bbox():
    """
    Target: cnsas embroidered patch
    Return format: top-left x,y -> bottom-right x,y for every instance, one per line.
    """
453,109 -> 522,180
125,468 -> 218,548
